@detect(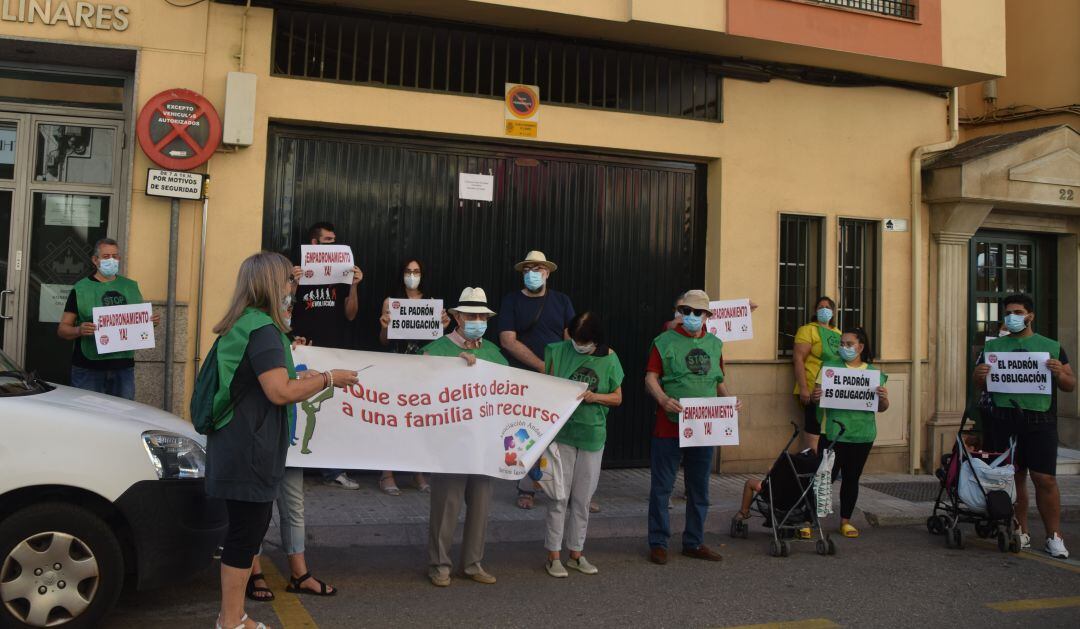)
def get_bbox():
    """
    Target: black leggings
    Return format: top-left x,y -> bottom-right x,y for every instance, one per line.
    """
830,442 -> 873,520
222,500 -> 274,569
